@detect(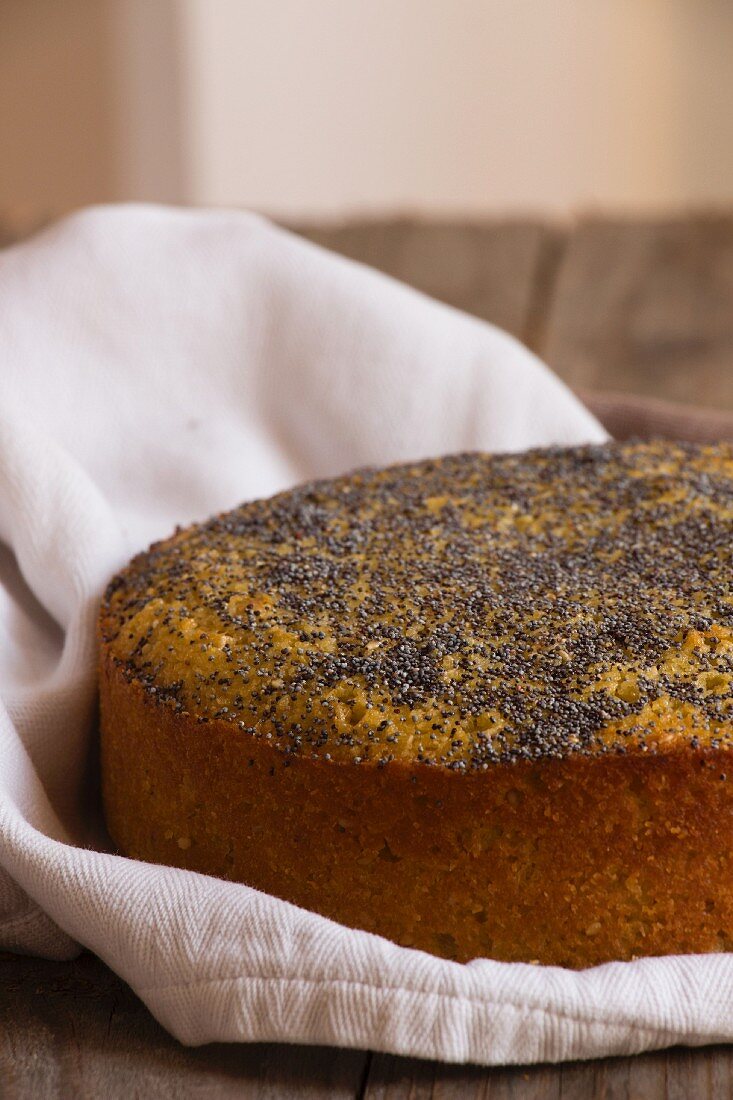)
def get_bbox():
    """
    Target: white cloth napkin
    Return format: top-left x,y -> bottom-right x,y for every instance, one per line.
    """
2,205 -> 729,1067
